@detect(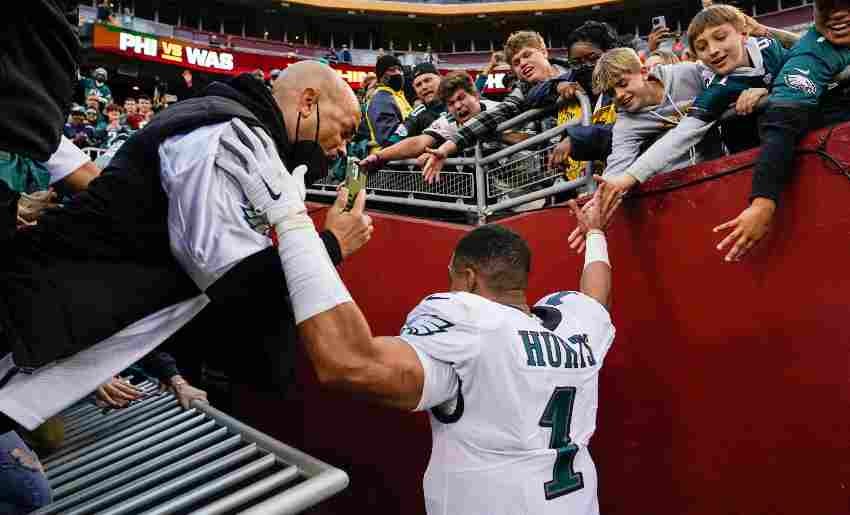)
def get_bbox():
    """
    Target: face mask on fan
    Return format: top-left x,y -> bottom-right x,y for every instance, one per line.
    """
571,63 -> 596,96
385,74 -> 404,92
